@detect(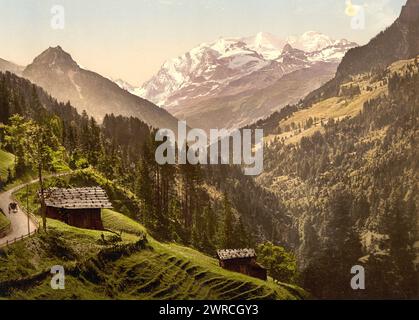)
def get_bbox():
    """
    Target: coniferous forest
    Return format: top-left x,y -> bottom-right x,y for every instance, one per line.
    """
0,0 -> 418,302
260,63 -> 418,299
0,71 -> 281,256
1,57 -> 417,299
